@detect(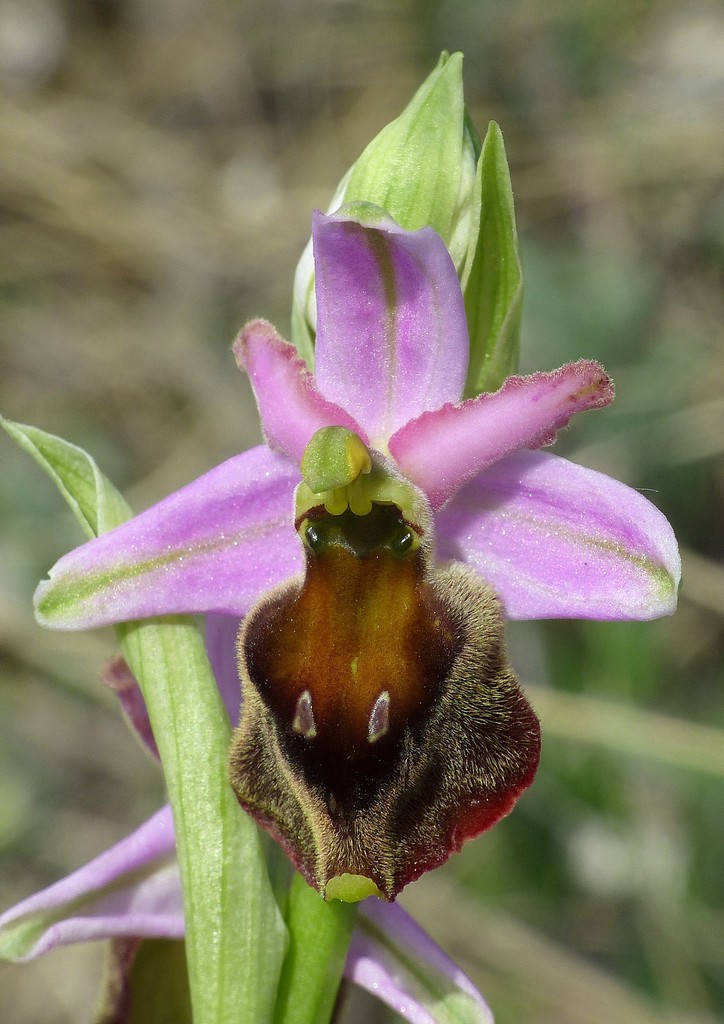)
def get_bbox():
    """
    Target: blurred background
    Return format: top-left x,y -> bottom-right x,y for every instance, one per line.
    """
0,0 -> 722,1021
